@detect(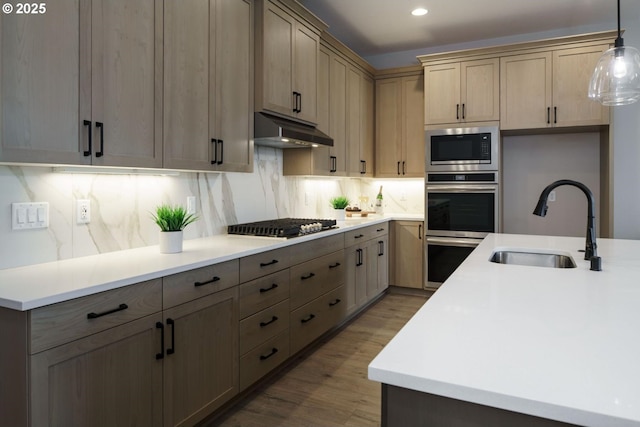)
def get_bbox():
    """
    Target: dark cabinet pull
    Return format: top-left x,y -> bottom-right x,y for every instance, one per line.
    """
354,234 -> 364,239
298,93 -> 302,113
156,322 -> 165,360
292,91 -> 301,113
95,122 -> 104,157
402,161 -> 406,175
554,106 -> 557,124
166,318 -> 175,355
260,316 -> 278,327
360,160 -> 366,174
259,283 -> 279,293
87,303 -> 128,319
194,276 -> 220,287
456,104 -> 460,120
418,223 -> 422,240
397,161 -> 400,175
378,240 -> 385,256
217,139 -> 223,165
462,103 -> 466,120
329,262 -> 341,269
329,298 -> 342,307
301,272 -> 315,280
376,228 -> 385,232
83,120 -> 92,156
301,314 -> 316,324
259,347 -> 279,361
260,259 -> 279,267
356,248 -> 363,266
547,107 -> 551,124
330,156 -> 337,173
211,138 -> 218,165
